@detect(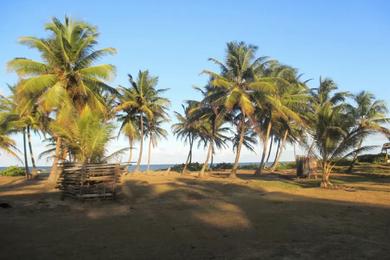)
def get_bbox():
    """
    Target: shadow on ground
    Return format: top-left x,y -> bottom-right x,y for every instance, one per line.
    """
0,174 -> 389,259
